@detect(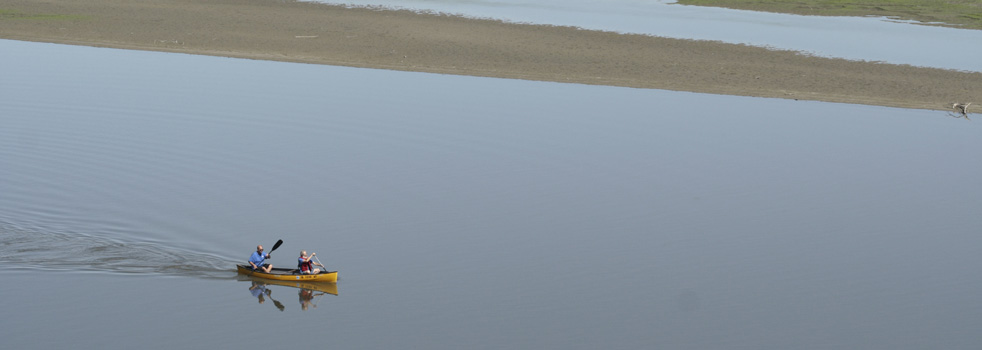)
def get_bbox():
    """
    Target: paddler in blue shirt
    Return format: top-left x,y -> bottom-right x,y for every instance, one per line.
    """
248,244 -> 273,273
